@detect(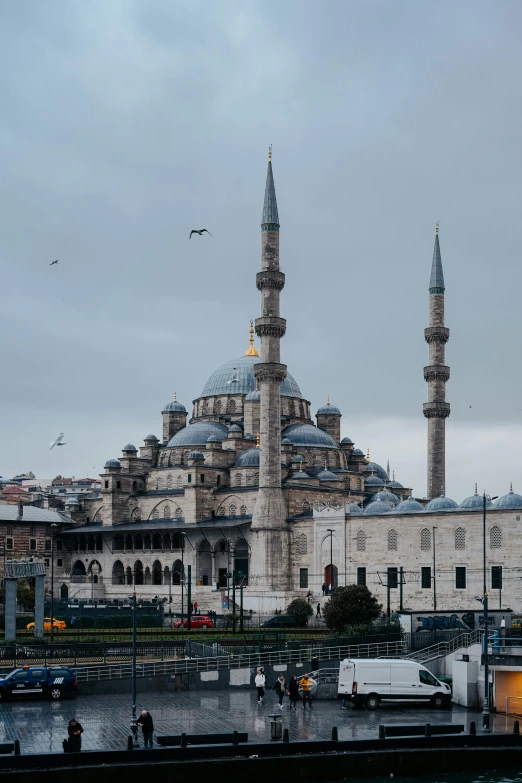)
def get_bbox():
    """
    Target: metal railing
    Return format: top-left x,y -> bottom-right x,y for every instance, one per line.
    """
406,629 -> 484,664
